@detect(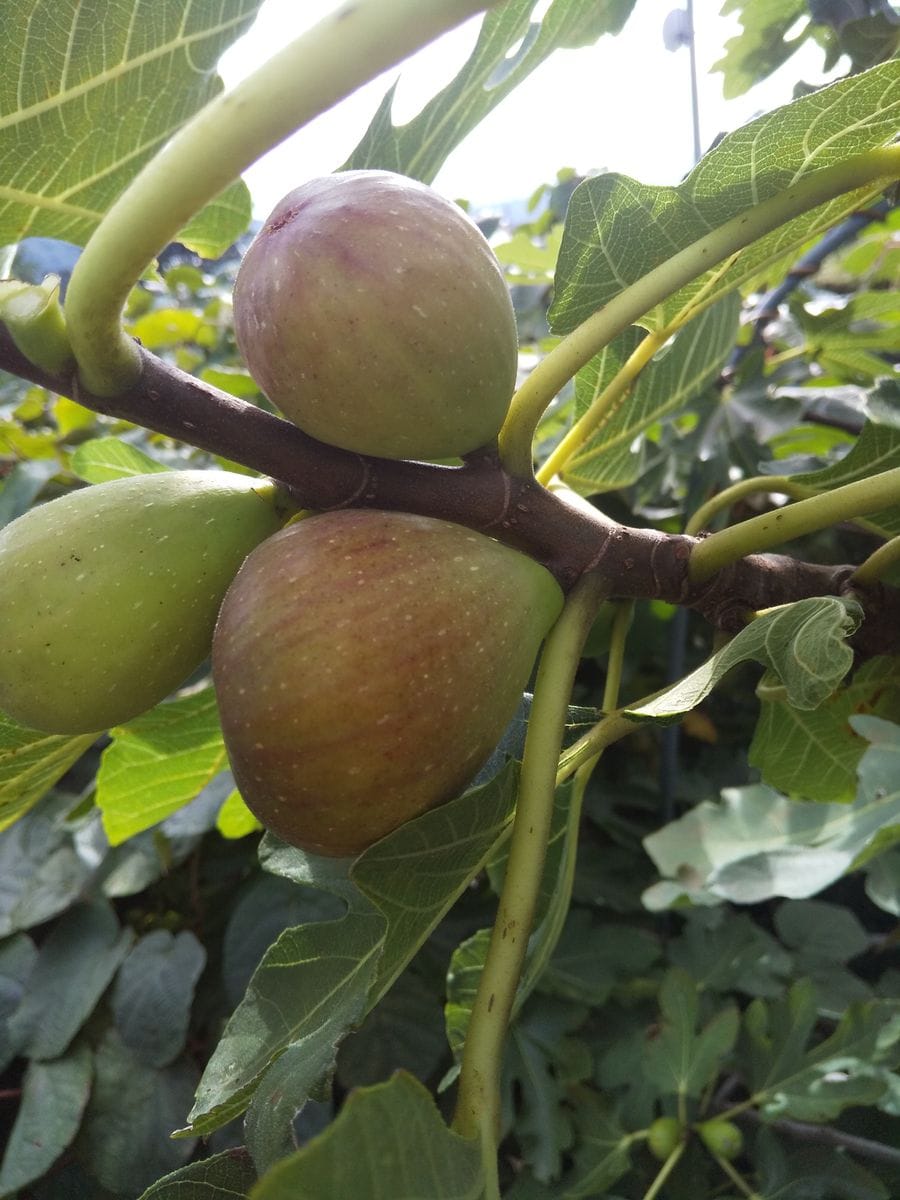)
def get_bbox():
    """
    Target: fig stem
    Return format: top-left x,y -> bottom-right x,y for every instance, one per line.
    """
451,570 -> 609,1185
497,146 -> 900,479
63,0 -> 494,397
689,465 -> 900,583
